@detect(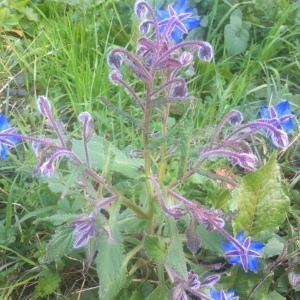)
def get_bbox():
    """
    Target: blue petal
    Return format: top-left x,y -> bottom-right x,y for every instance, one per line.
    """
0,114 -> 9,131
281,118 -> 294,133
229,256 -> 240,265
0,144 -> 8,160
221,241 -> 235,252
250,241 -> 264,252
226,289 -> 236,298
276,100 -> 290,116
248,256 -> 258,272
173,0 -> 186,12
236,231 -> 245,243
184,17 -> 201,30
157,9 -> 169,20
210,289 -> 221,300
260,106 -> 271,119
171,28 -> 184,43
